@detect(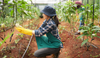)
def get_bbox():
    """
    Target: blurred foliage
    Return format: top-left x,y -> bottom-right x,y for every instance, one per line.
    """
54,0 -> 76,23
0,0 -> 40,30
